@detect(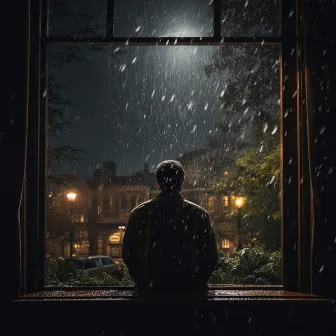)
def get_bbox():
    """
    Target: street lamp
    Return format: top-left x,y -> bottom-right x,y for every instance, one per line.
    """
118,225 -> 126,240
66,192 -> 77,202
66,192 -> 77,258
118,225 -> 126,259
235,197 -> 245,250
